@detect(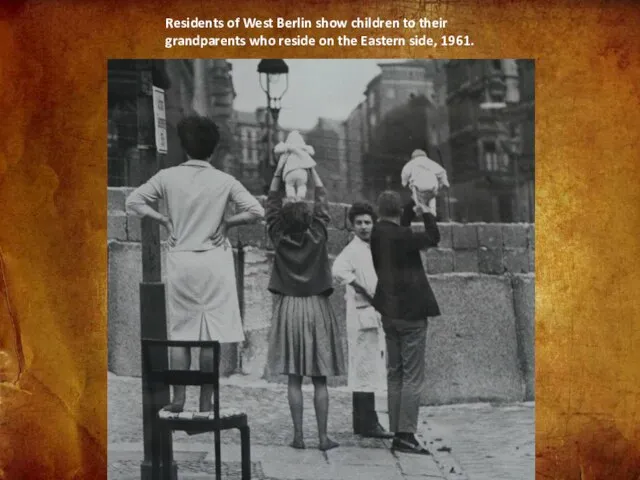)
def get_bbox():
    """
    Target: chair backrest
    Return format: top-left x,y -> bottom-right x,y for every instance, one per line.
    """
141,339 -> 222,416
